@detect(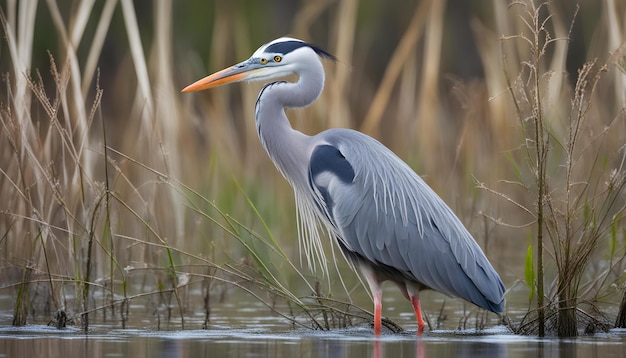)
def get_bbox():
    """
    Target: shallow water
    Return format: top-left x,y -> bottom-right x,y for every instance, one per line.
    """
1,282 -> 624,358
1,325 -> 626,358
